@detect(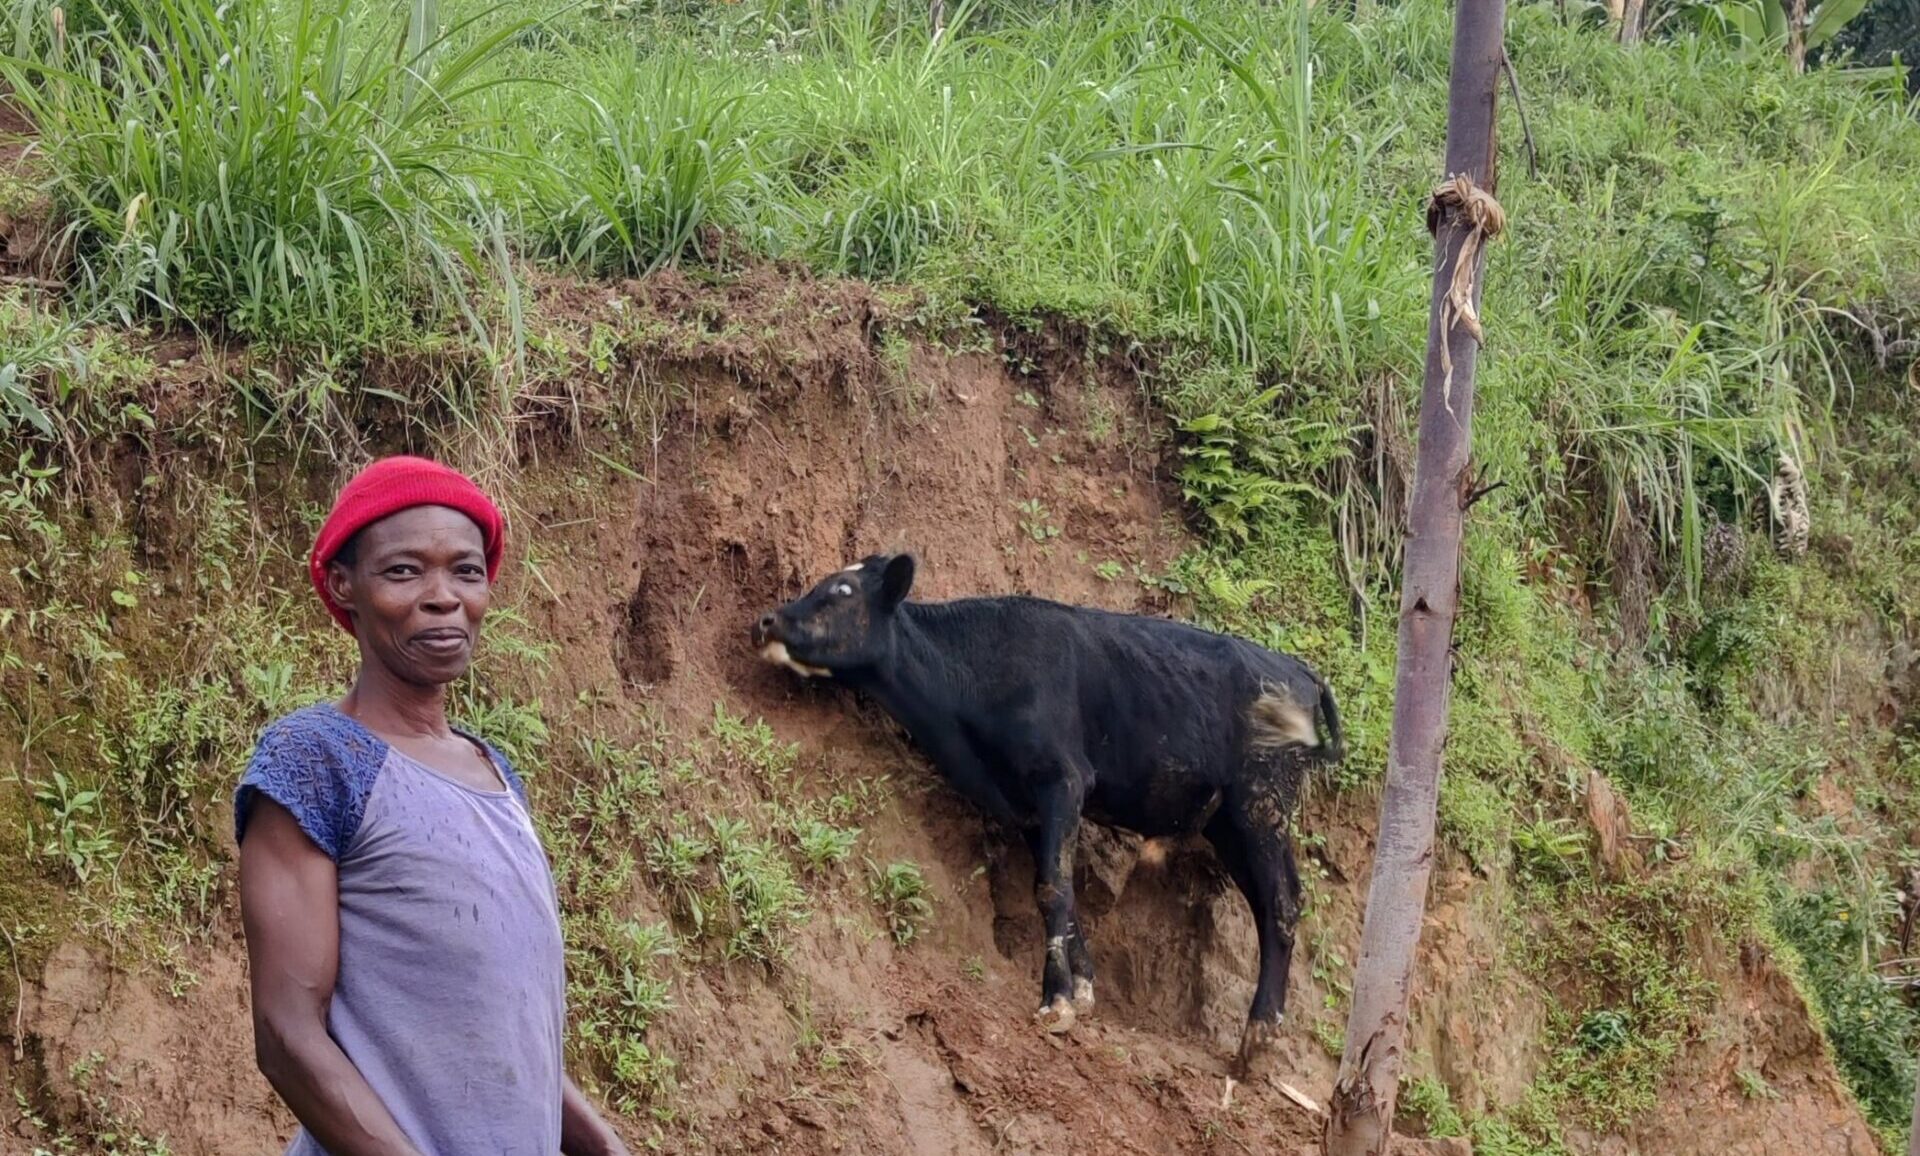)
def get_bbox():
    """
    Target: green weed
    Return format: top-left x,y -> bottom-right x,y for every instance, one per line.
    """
1398,1073 -> 1466,1139
867,859 -> 933,946
28,771 -> 116,882
793,818 -> 861,871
